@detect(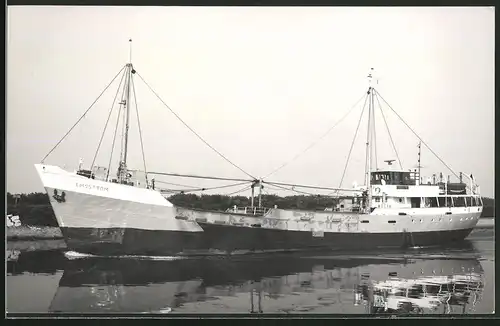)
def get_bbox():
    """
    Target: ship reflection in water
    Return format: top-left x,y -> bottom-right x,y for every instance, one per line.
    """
7,241 -> 490,314
353,263 -> 483,314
